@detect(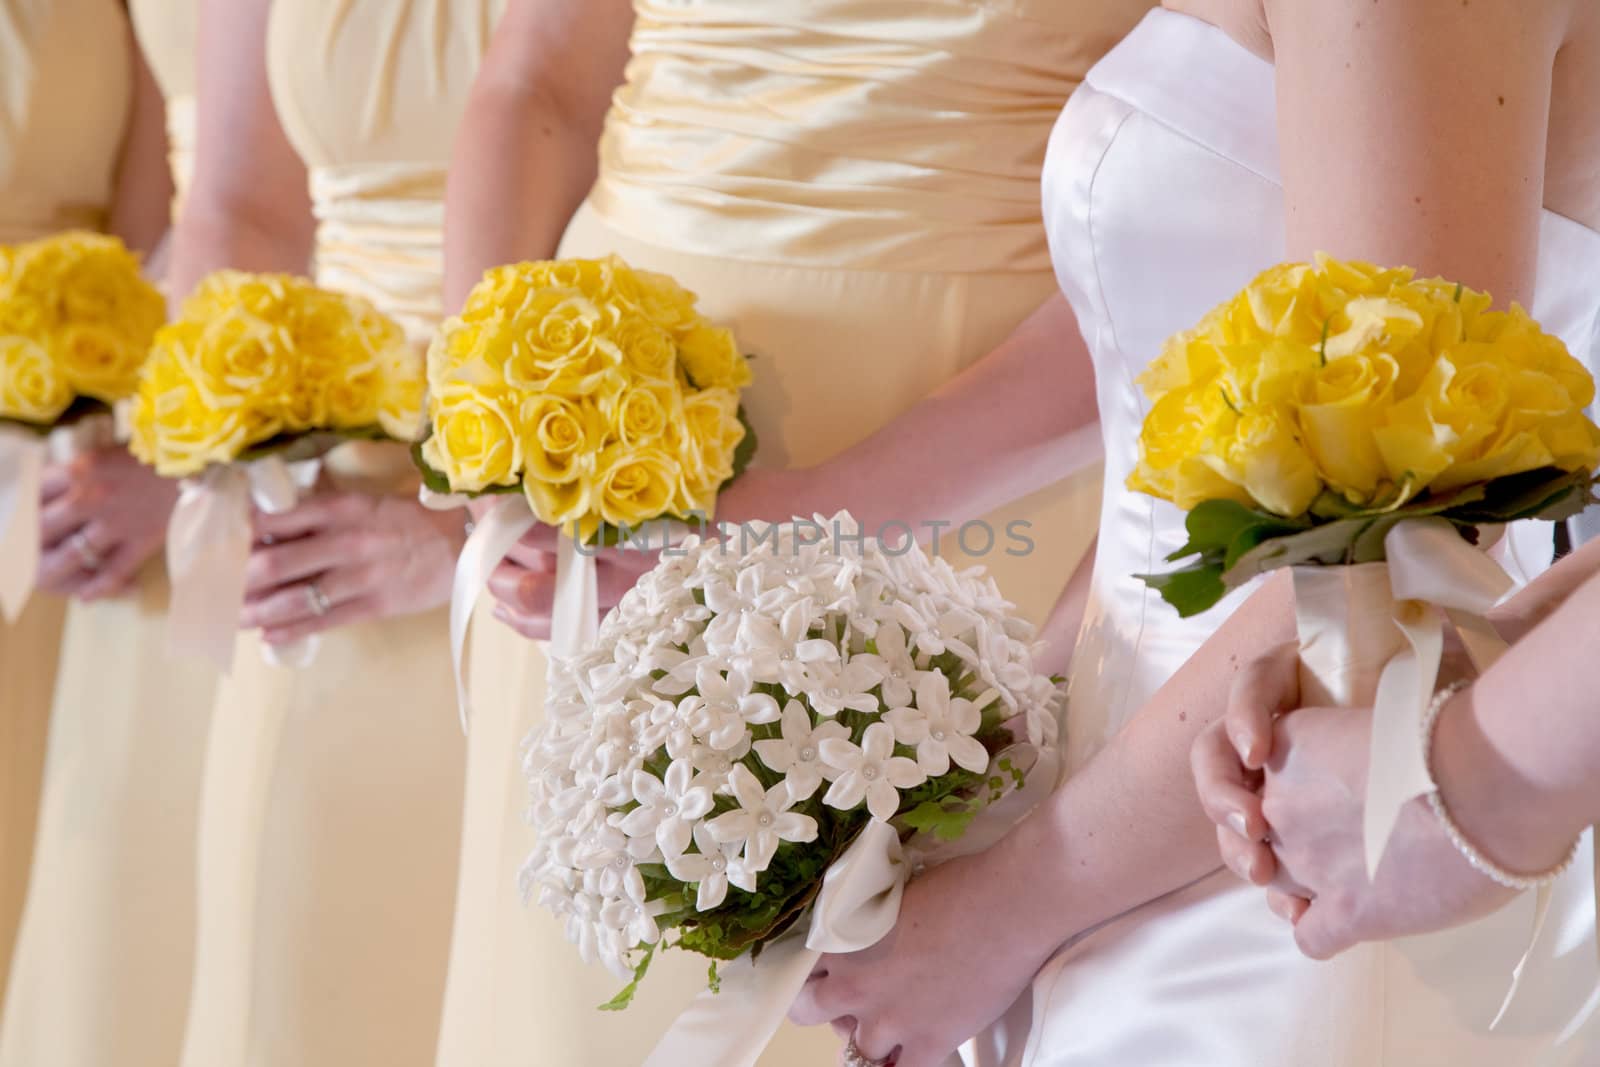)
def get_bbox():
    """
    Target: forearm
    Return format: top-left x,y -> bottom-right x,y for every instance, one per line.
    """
442,87 -> 604,310
1436,570 -> 1600,871
1035,542 -> 1097,678
721,294 -> 1103,536
999,572 -> 1297,943
1488,532 -> 1600,643
108,37 -> 175,257
442,0 -> 633,311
